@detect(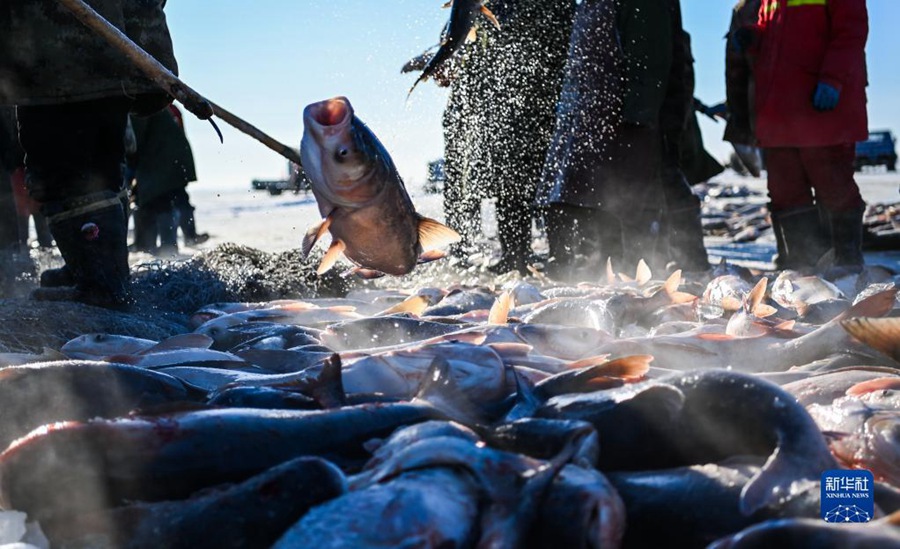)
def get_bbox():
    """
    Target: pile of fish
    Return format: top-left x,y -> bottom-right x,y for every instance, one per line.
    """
1,261 -> 900,548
